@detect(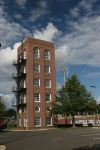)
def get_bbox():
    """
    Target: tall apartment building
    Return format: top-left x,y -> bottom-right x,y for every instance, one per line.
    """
13,38 -> 56,129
